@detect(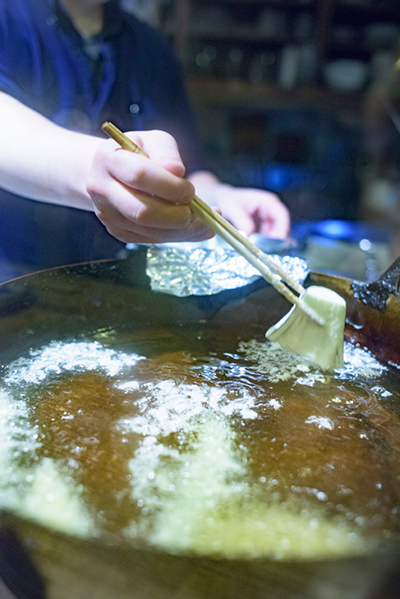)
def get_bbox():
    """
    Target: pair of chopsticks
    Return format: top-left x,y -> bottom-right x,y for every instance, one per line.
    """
101,122 -> 324,326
